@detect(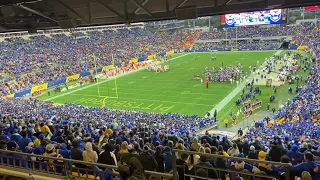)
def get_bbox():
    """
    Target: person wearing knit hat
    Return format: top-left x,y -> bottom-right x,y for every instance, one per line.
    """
248,145 -> 258,159
218,145 -> 229,156
255,151 -> 271,171
120,144 -> 139,166
164,146 -> 173,172
6,141 -> 26,167
139,145 -> 158,171
7,141 -> 18,150
33,138 -> 41,146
